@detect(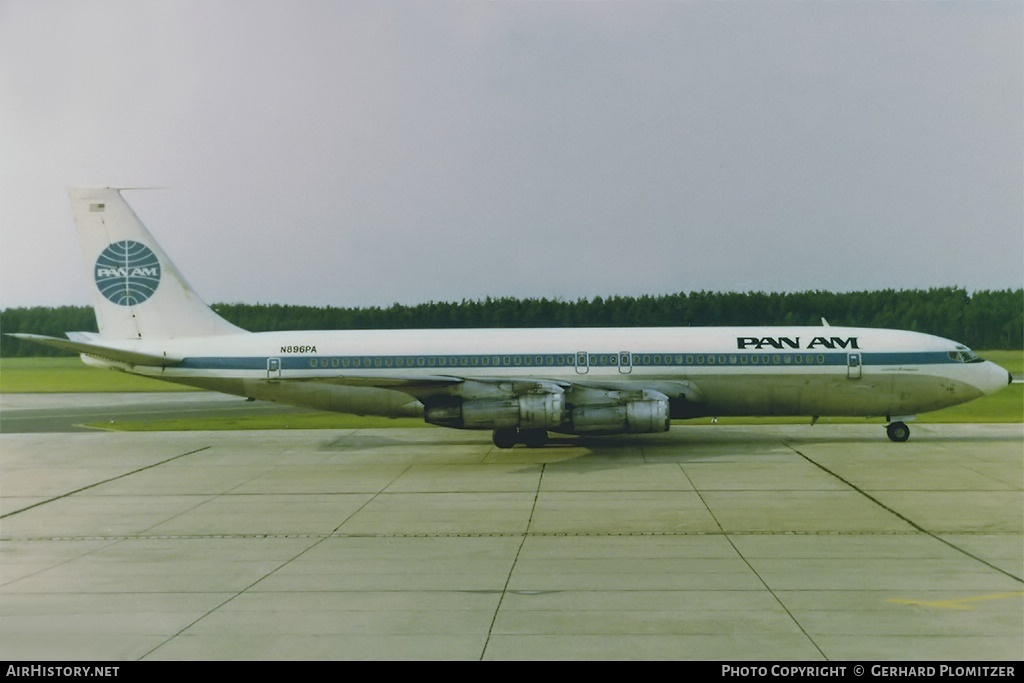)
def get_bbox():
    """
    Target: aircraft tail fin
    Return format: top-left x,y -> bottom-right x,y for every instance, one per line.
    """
69,187 -> 246,340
